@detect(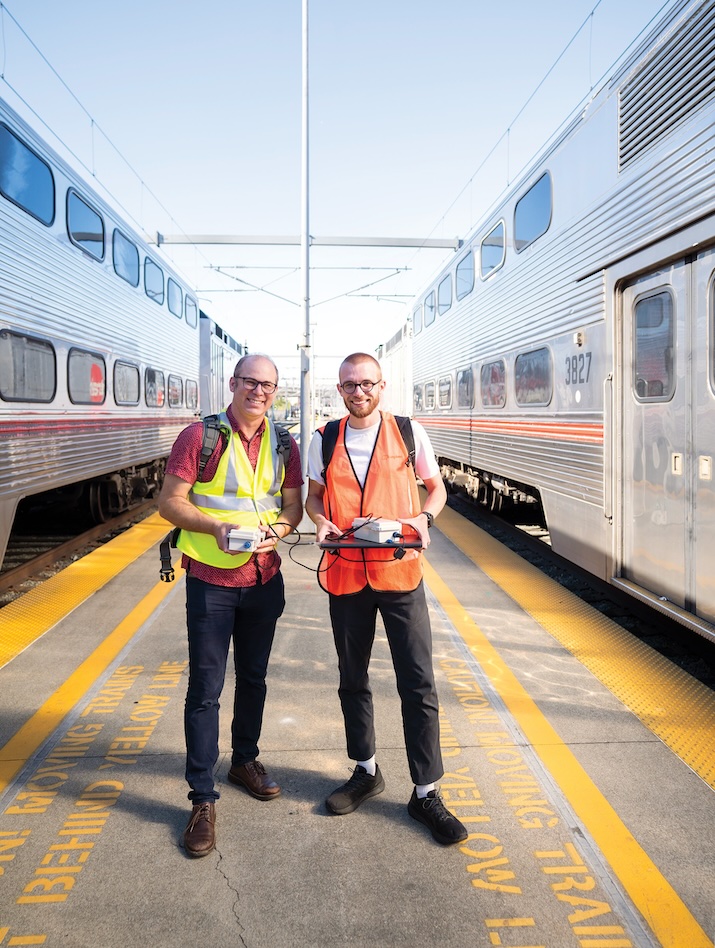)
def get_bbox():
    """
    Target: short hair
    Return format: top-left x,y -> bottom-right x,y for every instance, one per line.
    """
233,353 -> 279,382
339,352 -> 381,378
